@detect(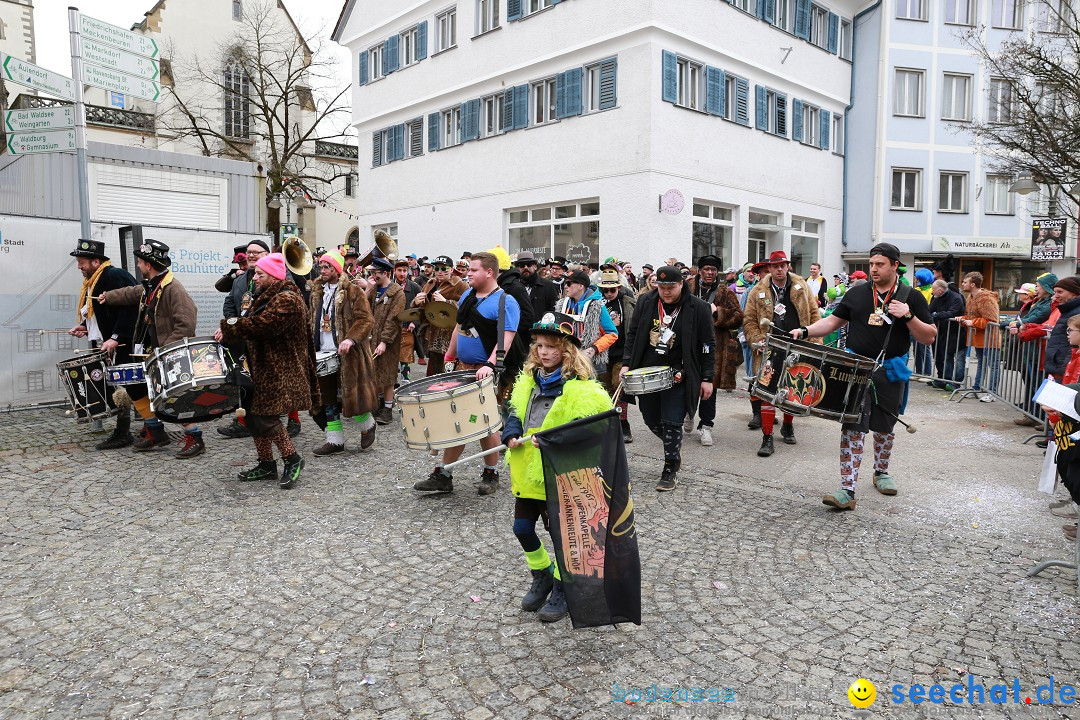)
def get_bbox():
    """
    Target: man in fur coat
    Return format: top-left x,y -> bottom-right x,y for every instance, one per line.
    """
368,257 -> 406,424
